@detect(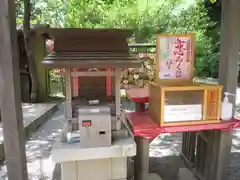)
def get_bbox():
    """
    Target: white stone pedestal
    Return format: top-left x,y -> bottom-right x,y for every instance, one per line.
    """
52,134 -> 136,180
